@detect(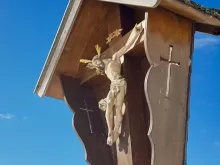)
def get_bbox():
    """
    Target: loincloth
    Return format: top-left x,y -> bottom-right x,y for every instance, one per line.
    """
99,78 -> 127,111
